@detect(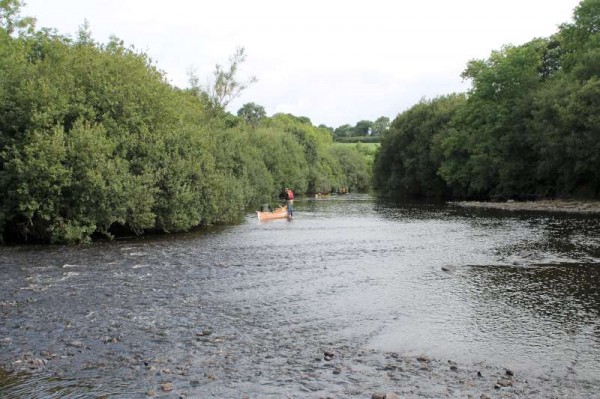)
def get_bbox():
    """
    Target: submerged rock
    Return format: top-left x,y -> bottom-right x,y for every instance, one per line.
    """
495,378 -> 513,388
68,340 -> 85,349
196,327 -> 213,337
160,382 -> 173,391
372,393 -> 399,399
